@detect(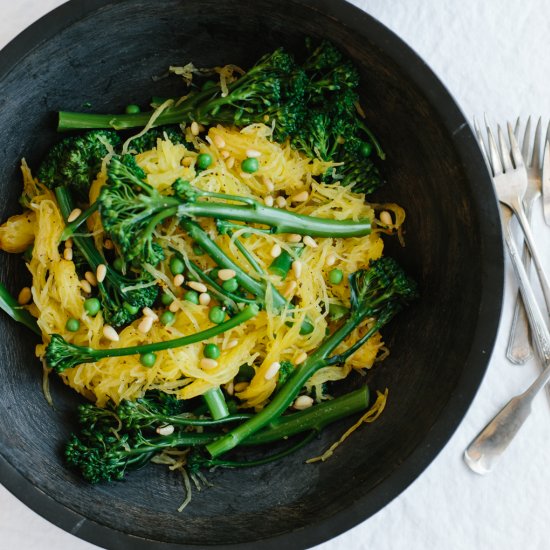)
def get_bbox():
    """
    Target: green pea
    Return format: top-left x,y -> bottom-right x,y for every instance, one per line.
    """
140,352 -> 157,367
123,302 -> 140,315
241,157 -> 259,173
329,268 -> 344,285
184,290 -> 199,304
160,293 -> 174,306
196,153 -> 213,170
360,142 -> 373,157
222,278 -> 238,292
192,243 -> 204,256
65,318 -> 80,332
170,256 -> 185,275
125,104 -> 141,114
83,297 -> 101,316
209,268 -> 219,280
209,306 -> 226,324
160,311 -> 175,326
113,257 -> 125,272
203,343 -> 221,359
